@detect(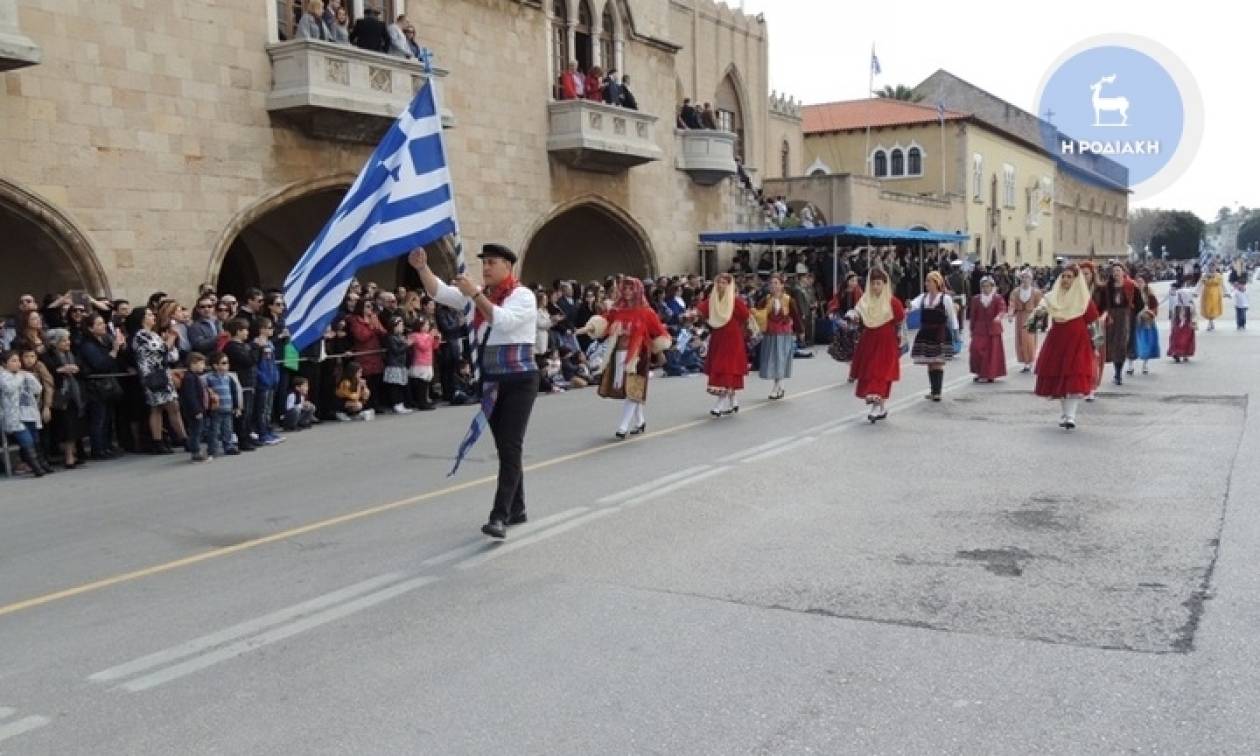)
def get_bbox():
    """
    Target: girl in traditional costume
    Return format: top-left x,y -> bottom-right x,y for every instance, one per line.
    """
1102,262 -> 1135,386
587,278 -> 671,439
1008,269 -> 1043,373
1127,274 -> 1161,374
1034,264 -> 1099,430
756,273 -> 804,400
697,273 -> 751,417
846,267 -> 904,422
968,275 -> 1007,383
1168,278 -> 1197,362
907,270 -> 958,402
1079,261 -> 1105,401
1198,263 -> 1224,330
827,273 -> 863,371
